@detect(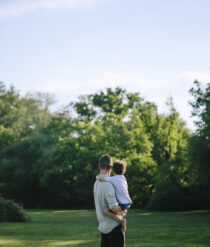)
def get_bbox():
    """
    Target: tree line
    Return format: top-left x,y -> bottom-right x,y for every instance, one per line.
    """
0,81 -> 209,210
